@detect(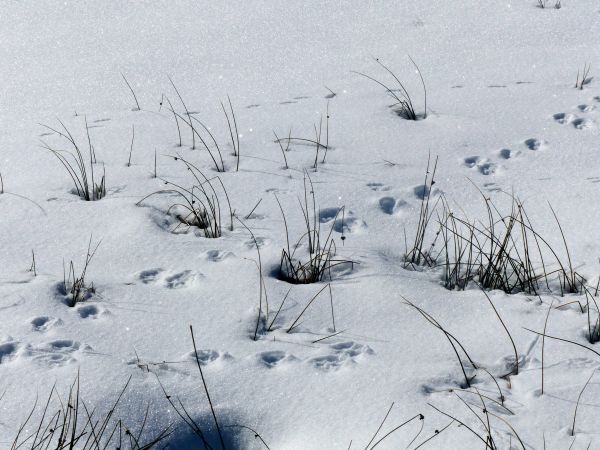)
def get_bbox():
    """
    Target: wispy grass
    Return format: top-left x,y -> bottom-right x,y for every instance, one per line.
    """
137,155 -> 233,238
403,165 -> 587,295
121,72 -> 141,111
41,119 -> 106,201
127,124 -> 135,167
353,56 -> 427,120
155,326 -> 272,449
575,63 -> 592,89
276,172 -> 353,284
273,105 -> 330,170
402,295 -> 477,388
436,193 -> 585,295
61,237 -> 100,307
359,403 -> 424,450
11,373 -> 171,449
235,217 -> 269,341
166,78 -> 240,172
404,155 -> 439,267
29,249 -> 37,276
537,0 -> 562,9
